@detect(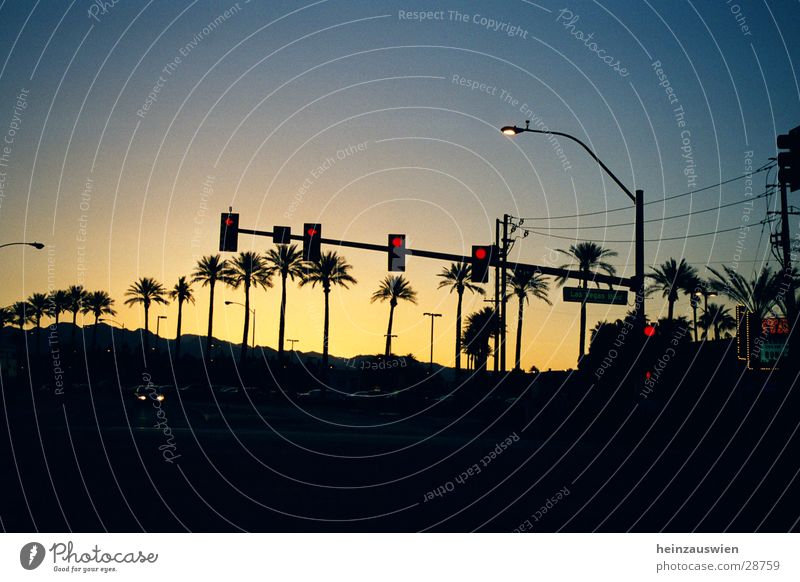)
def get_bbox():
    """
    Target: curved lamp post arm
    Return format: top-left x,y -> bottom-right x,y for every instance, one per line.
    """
502,125 -> 636,202
0,241 -> 45,250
